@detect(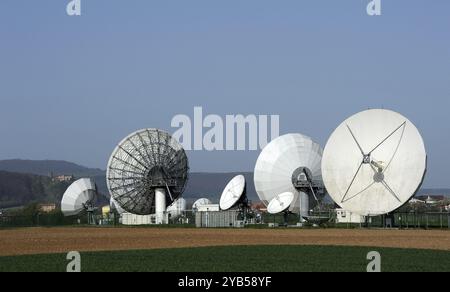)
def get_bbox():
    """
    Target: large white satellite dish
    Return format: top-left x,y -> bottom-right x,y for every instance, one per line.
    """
219,175 -> 247,211
254,134 -> 324,218
322,109 -> 427,216
267,192 -> 295,214
61,178 -> 97,217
